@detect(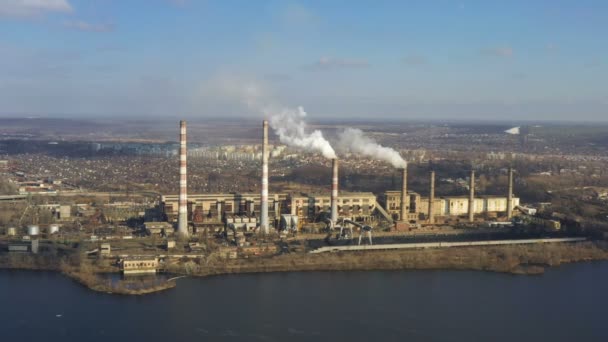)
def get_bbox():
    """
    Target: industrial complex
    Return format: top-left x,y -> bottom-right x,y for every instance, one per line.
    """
1,118 -> 584,280
159,120 -> 520,236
